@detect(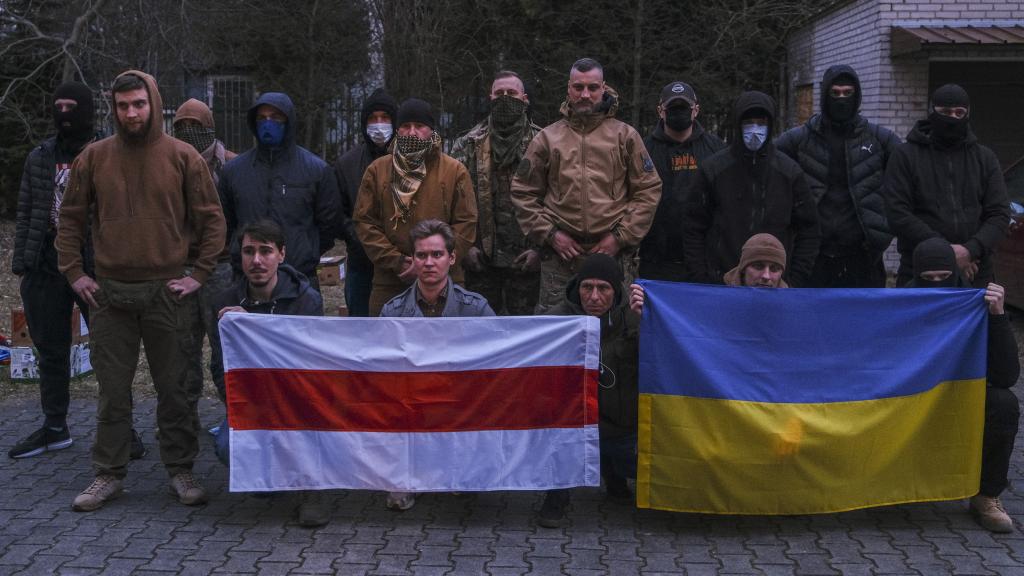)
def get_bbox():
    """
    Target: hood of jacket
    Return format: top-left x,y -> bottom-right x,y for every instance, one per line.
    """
234,263 -> 312,307
247,92 -> 297,150
112,70 -> 164,146
730,90 -> 776,155
906,118 -> 979,148
559,85 -> 620,131
819,64 -> 861,124
174,98 -> 214,129
360,87 -> 397,151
